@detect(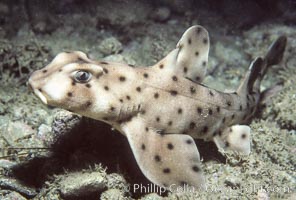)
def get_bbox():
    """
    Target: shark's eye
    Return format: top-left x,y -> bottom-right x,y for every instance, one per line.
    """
74,70 -> 92,83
